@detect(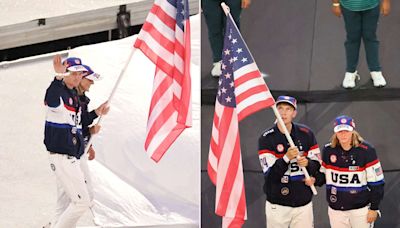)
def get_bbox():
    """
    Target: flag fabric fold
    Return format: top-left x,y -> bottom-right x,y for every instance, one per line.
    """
134,0 -> 191,162
207,12 -> 275,227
